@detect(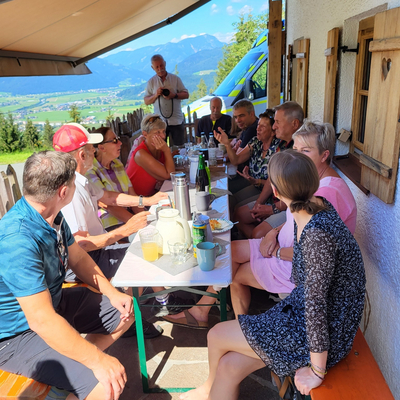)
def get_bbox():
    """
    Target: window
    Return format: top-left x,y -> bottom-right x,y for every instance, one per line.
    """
251,60 -> 267,99
351,16 -> 374,152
